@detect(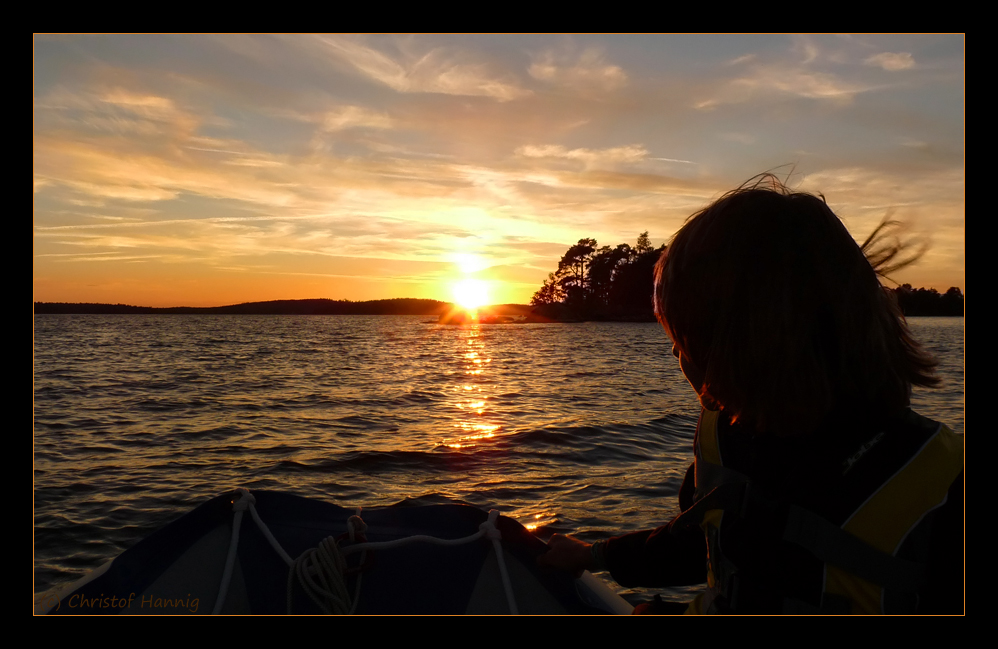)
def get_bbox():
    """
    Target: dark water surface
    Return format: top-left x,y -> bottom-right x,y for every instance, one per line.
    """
33,315 -> 964,604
